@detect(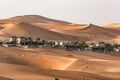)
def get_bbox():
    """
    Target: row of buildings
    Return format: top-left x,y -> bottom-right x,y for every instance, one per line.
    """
0,36 -> 120,53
